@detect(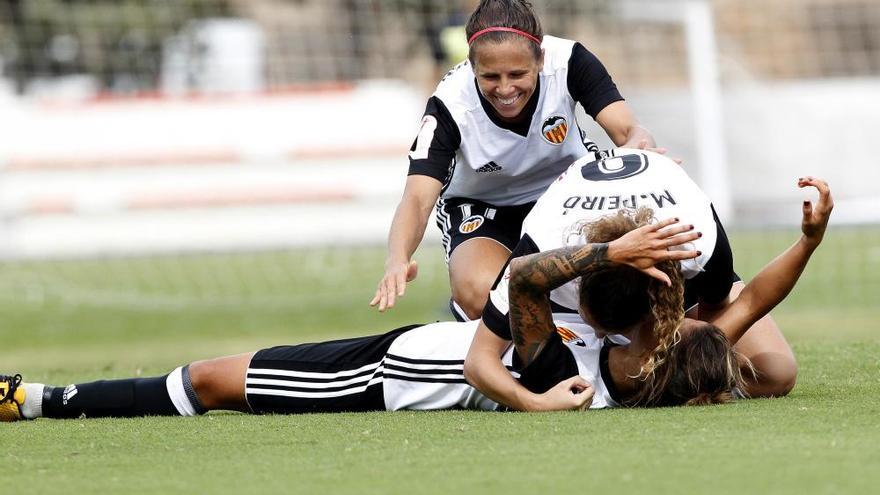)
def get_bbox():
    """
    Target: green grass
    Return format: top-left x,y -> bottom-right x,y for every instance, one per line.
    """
3,227 -> 879,494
